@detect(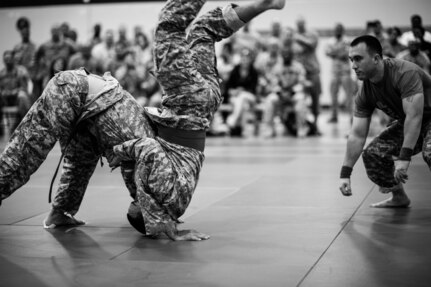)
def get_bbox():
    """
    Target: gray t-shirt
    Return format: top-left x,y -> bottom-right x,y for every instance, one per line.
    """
354,58 -> 431,121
